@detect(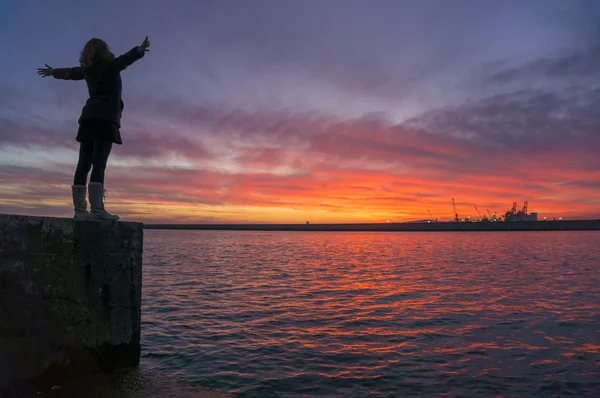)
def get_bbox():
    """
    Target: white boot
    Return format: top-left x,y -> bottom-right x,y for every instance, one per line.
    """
87,182 -> 119,221
71,185 -> 89,220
